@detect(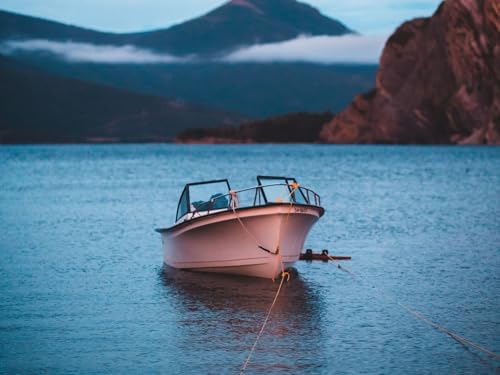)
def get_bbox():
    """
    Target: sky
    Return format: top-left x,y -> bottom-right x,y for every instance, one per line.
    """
1,0 -> 442,35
